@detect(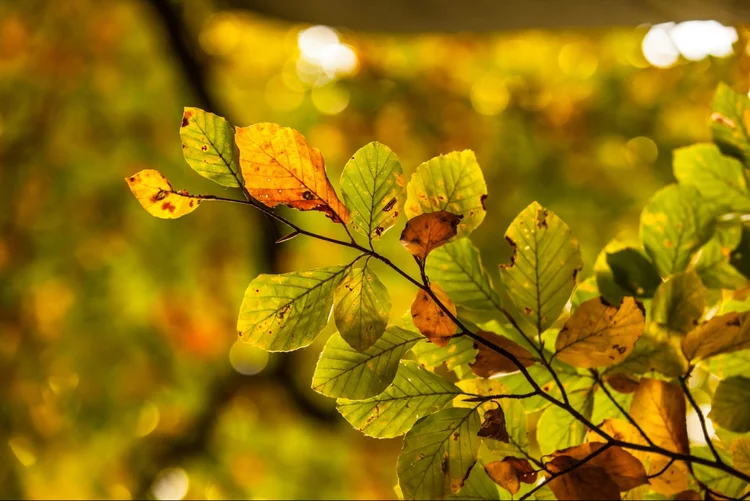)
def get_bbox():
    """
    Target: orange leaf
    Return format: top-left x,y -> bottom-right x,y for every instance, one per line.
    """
470,330 -> 535,378
552,442 -> 648,492
485,457 -> 537,495
546,455 -> 621,501
400,211 -> 463,261
126,169 -> 207,219
478,407 -> 509,443
410,284 -> 457,346
235,122 -> 349,223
